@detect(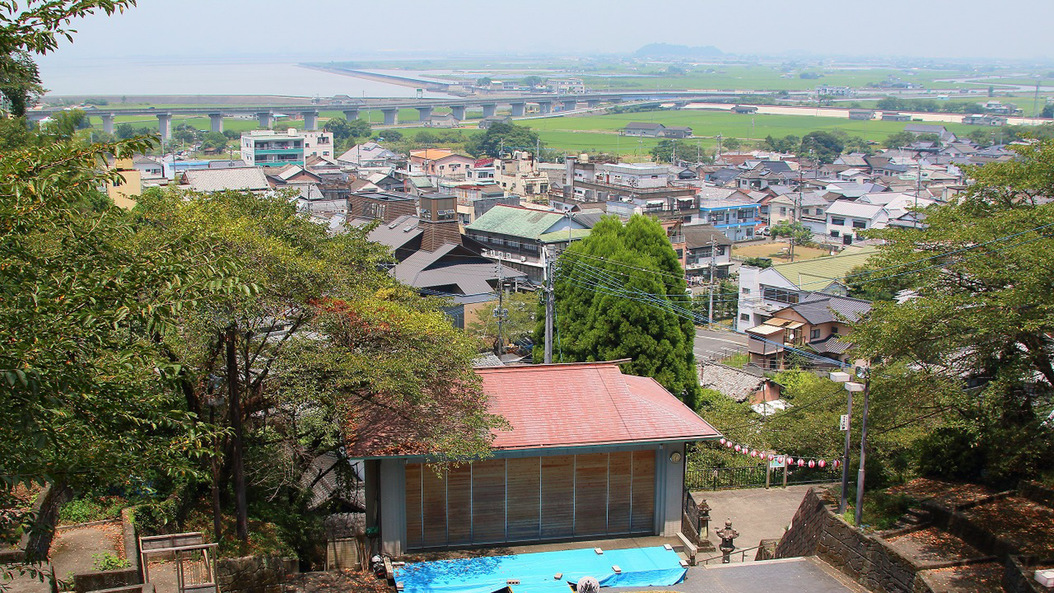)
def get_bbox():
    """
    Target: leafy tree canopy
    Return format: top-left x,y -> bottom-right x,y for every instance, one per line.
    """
466,122 -> 540,158
851,140 -> 1054,486
536,215 -> 701,408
